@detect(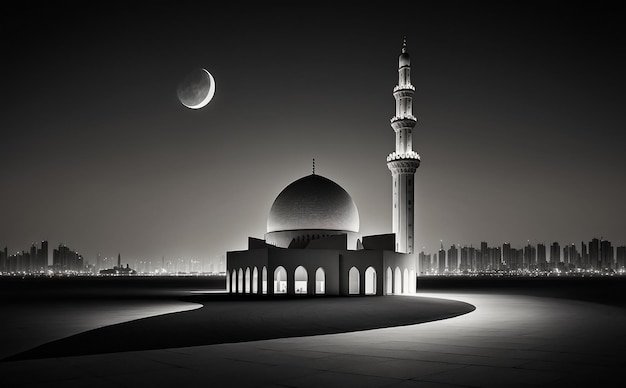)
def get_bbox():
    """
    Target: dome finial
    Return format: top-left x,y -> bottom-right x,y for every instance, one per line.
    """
402,35 -> 407,53
312,158 -> 315,175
